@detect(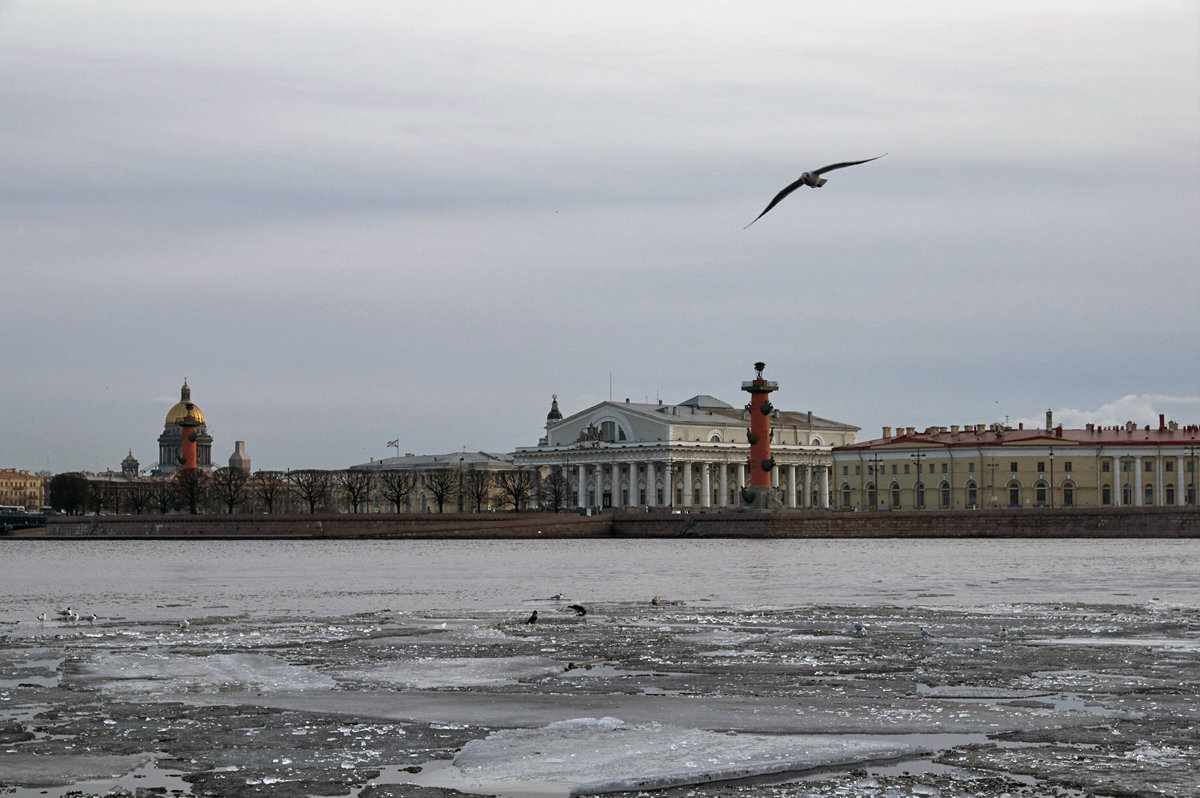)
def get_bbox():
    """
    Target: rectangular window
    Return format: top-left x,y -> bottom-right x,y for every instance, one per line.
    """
892,465 -> 898,475
854,465 -> 861,475
904,464 -> 910,474
1165,461 -> 1174,472
1102,461 -> 1110,473
1037,462 -> 1045,472
842,466 -> 848,476
1145,460 -> 1154,472
1010,462 -> 1018,473
941,463 -> 948,473
1064,461 -> 1072,473
968,462 -> 975,473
